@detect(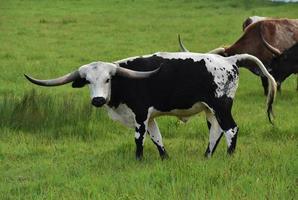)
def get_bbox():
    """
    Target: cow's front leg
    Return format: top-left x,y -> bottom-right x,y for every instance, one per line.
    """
147,119 -> 168,160
135,121 -> 148,160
